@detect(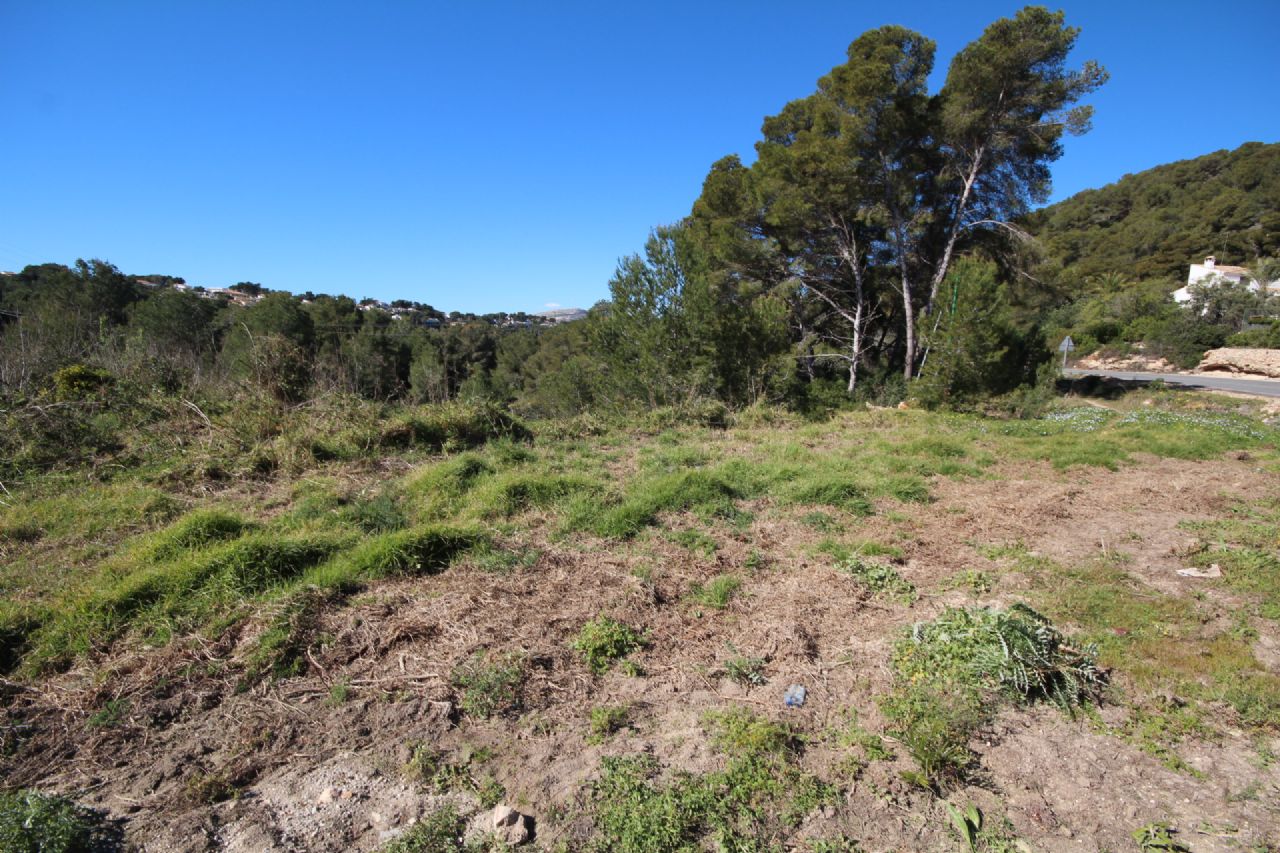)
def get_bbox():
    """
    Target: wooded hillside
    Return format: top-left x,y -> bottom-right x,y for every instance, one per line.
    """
1027,141 -> 1280,282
